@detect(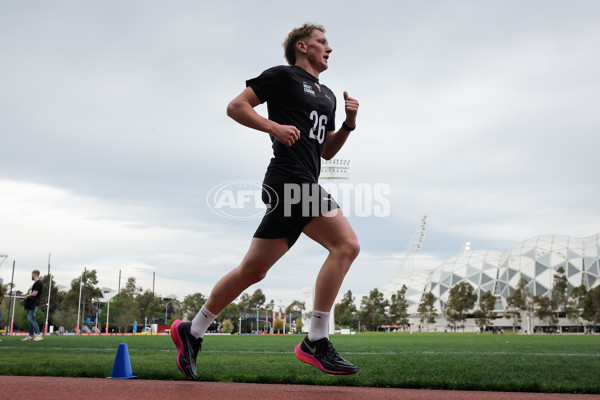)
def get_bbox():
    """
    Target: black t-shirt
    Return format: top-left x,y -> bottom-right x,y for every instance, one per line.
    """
31,280 -> 43,306
246,65 -> 337,185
